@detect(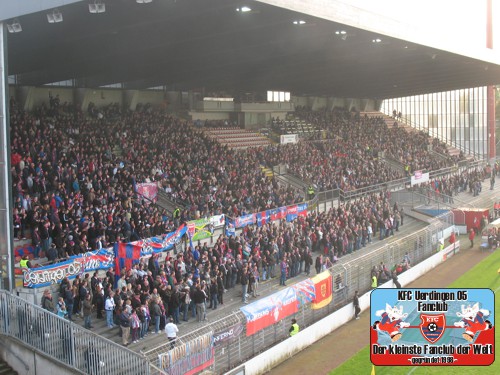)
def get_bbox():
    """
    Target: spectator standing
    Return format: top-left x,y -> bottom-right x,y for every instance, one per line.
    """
315,254 -> 322,275
64,284 -> 75,321
164,317 -> 179,350
41,289 -> 55,313
105,292 -> 116,328
151,297 -> 162,334
82,294 -> 94,329
289,318 -> 299,337
279,257 -> 288,286
119,307 -> 131,346
353,290 -> 361,320
193,284 -> 207,322
241,266 -> 249,303
130,308 -> 141,343
56,297 -> 67,318
392,271 -> 402,289
469,228 -> 475,248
